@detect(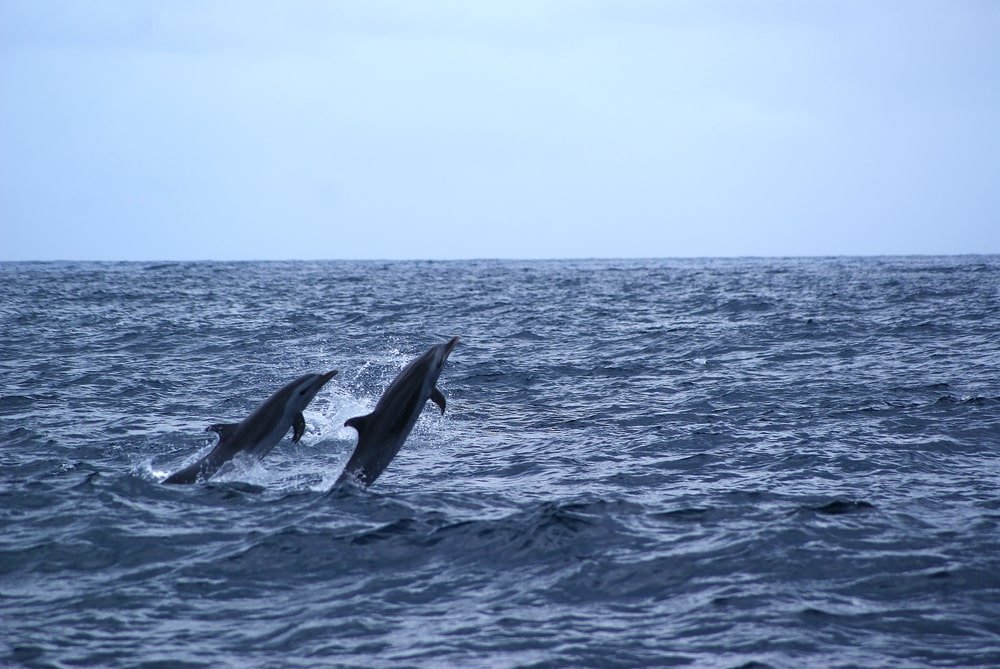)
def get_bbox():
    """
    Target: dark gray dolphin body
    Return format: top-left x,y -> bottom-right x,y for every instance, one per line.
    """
164,370 -> 338,484
337,337 -> 459,488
